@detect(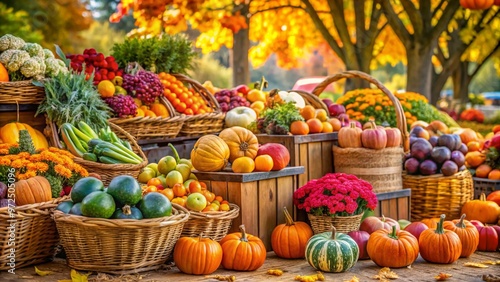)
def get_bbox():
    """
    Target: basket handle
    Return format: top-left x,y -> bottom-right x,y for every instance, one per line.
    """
312,70 -> 409,152
290,89 -> 329,113
172,73 -> 221,113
